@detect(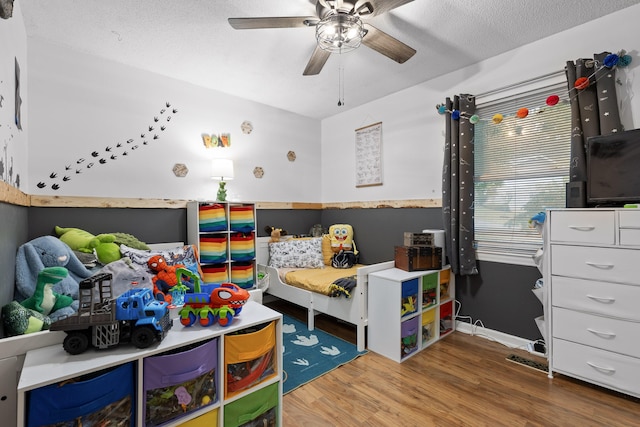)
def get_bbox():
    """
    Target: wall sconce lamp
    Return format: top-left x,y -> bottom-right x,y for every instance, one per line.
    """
211,158 -> 234,201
